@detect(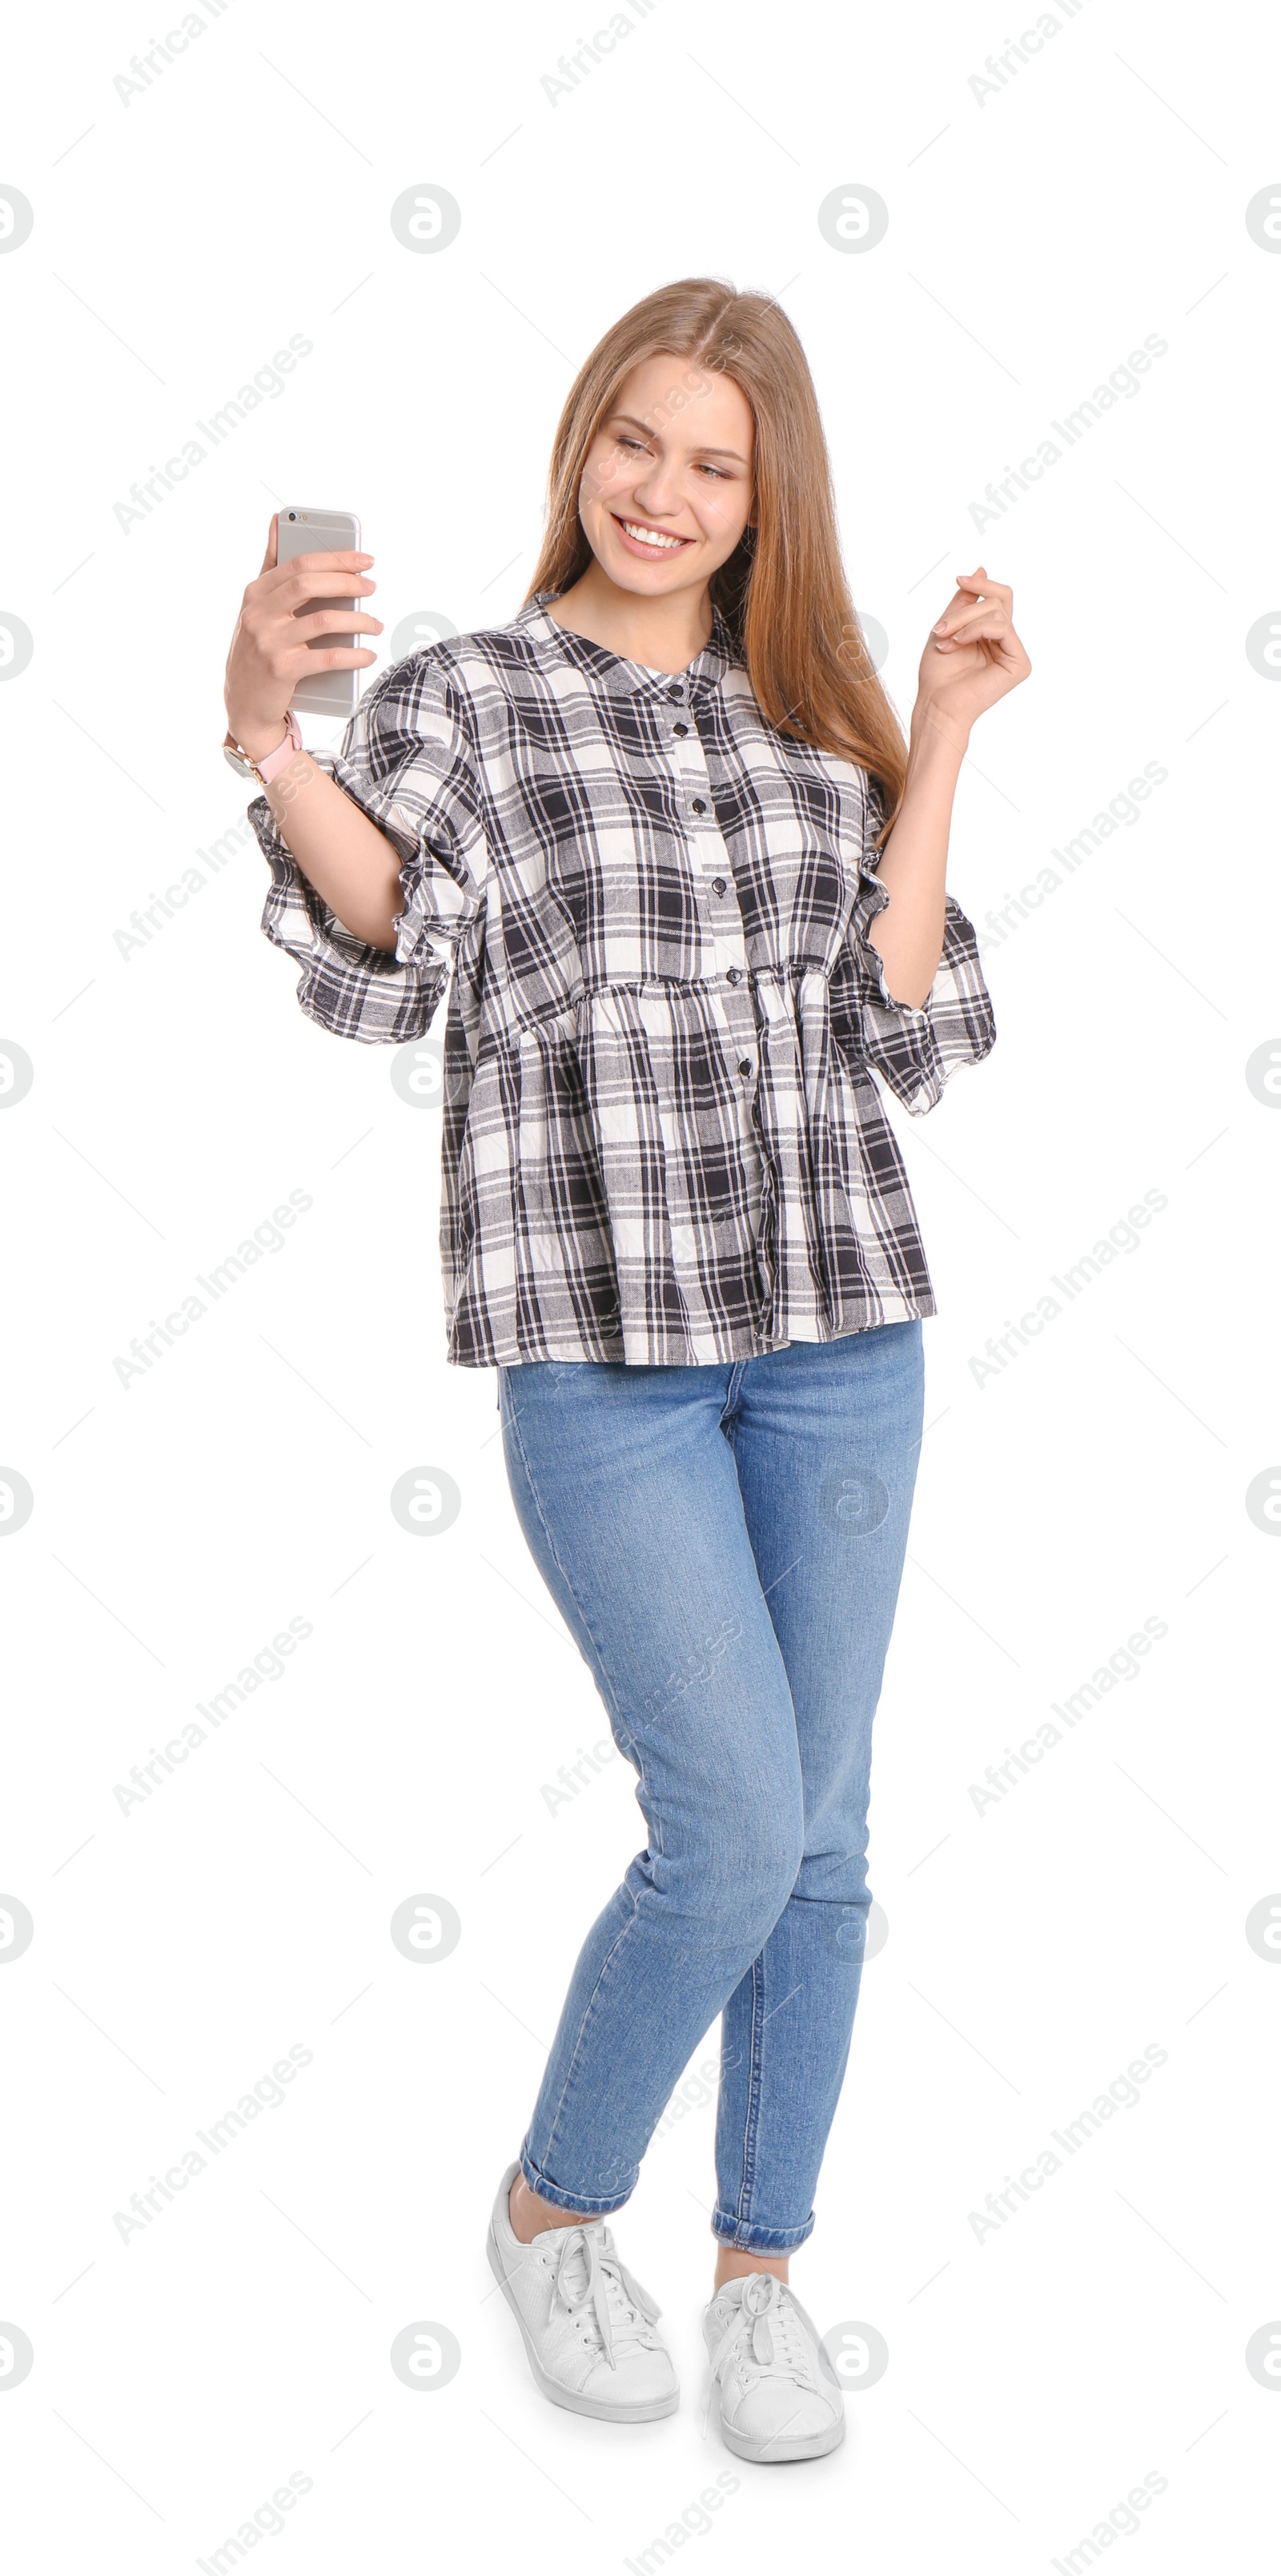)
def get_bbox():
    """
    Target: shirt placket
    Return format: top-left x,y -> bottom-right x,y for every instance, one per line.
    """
657,680 -> 761,1156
